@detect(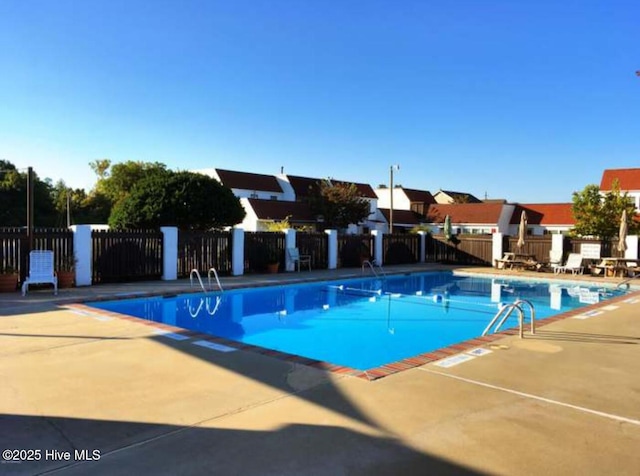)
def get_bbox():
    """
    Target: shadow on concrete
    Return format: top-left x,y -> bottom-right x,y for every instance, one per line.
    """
528,329 -> 640,345
0,414 -> 483,476
148,334 -> 383,432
